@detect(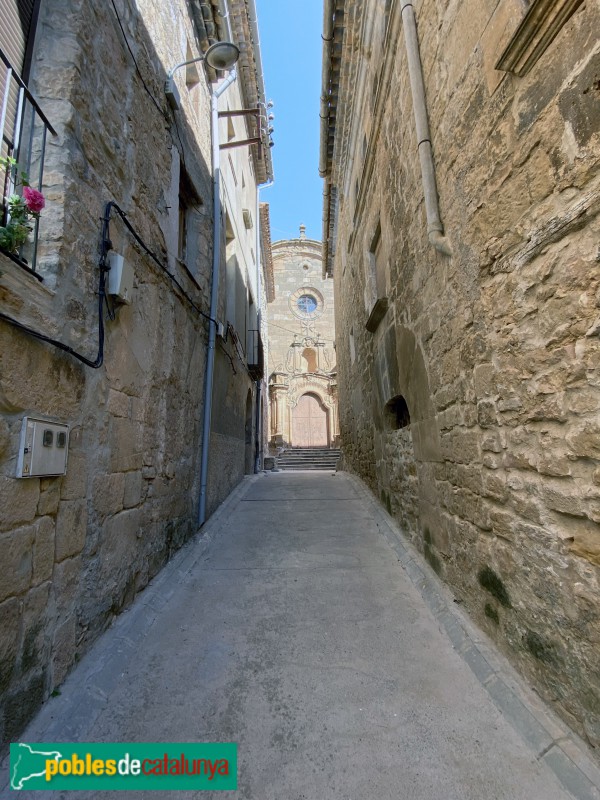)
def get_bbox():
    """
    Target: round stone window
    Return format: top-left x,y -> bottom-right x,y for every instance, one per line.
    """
297,294 -> 318,314
289,287 -> 324,319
